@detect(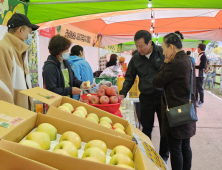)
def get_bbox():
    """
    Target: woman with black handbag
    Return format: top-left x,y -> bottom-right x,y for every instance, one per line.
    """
153,32 -> 197,170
